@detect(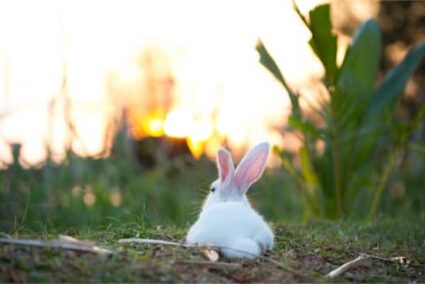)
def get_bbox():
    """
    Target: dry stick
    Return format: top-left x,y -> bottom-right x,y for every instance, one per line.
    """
0,238 -> 113,255
119,238 -> 190,247
326,254 -> 370,279
361,253 -> 413,266
119,238 -> 258,258
120,238 -> 241,268
175,260 -> 242,269
327,252 -> 414,279
119,238 -> 310,278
